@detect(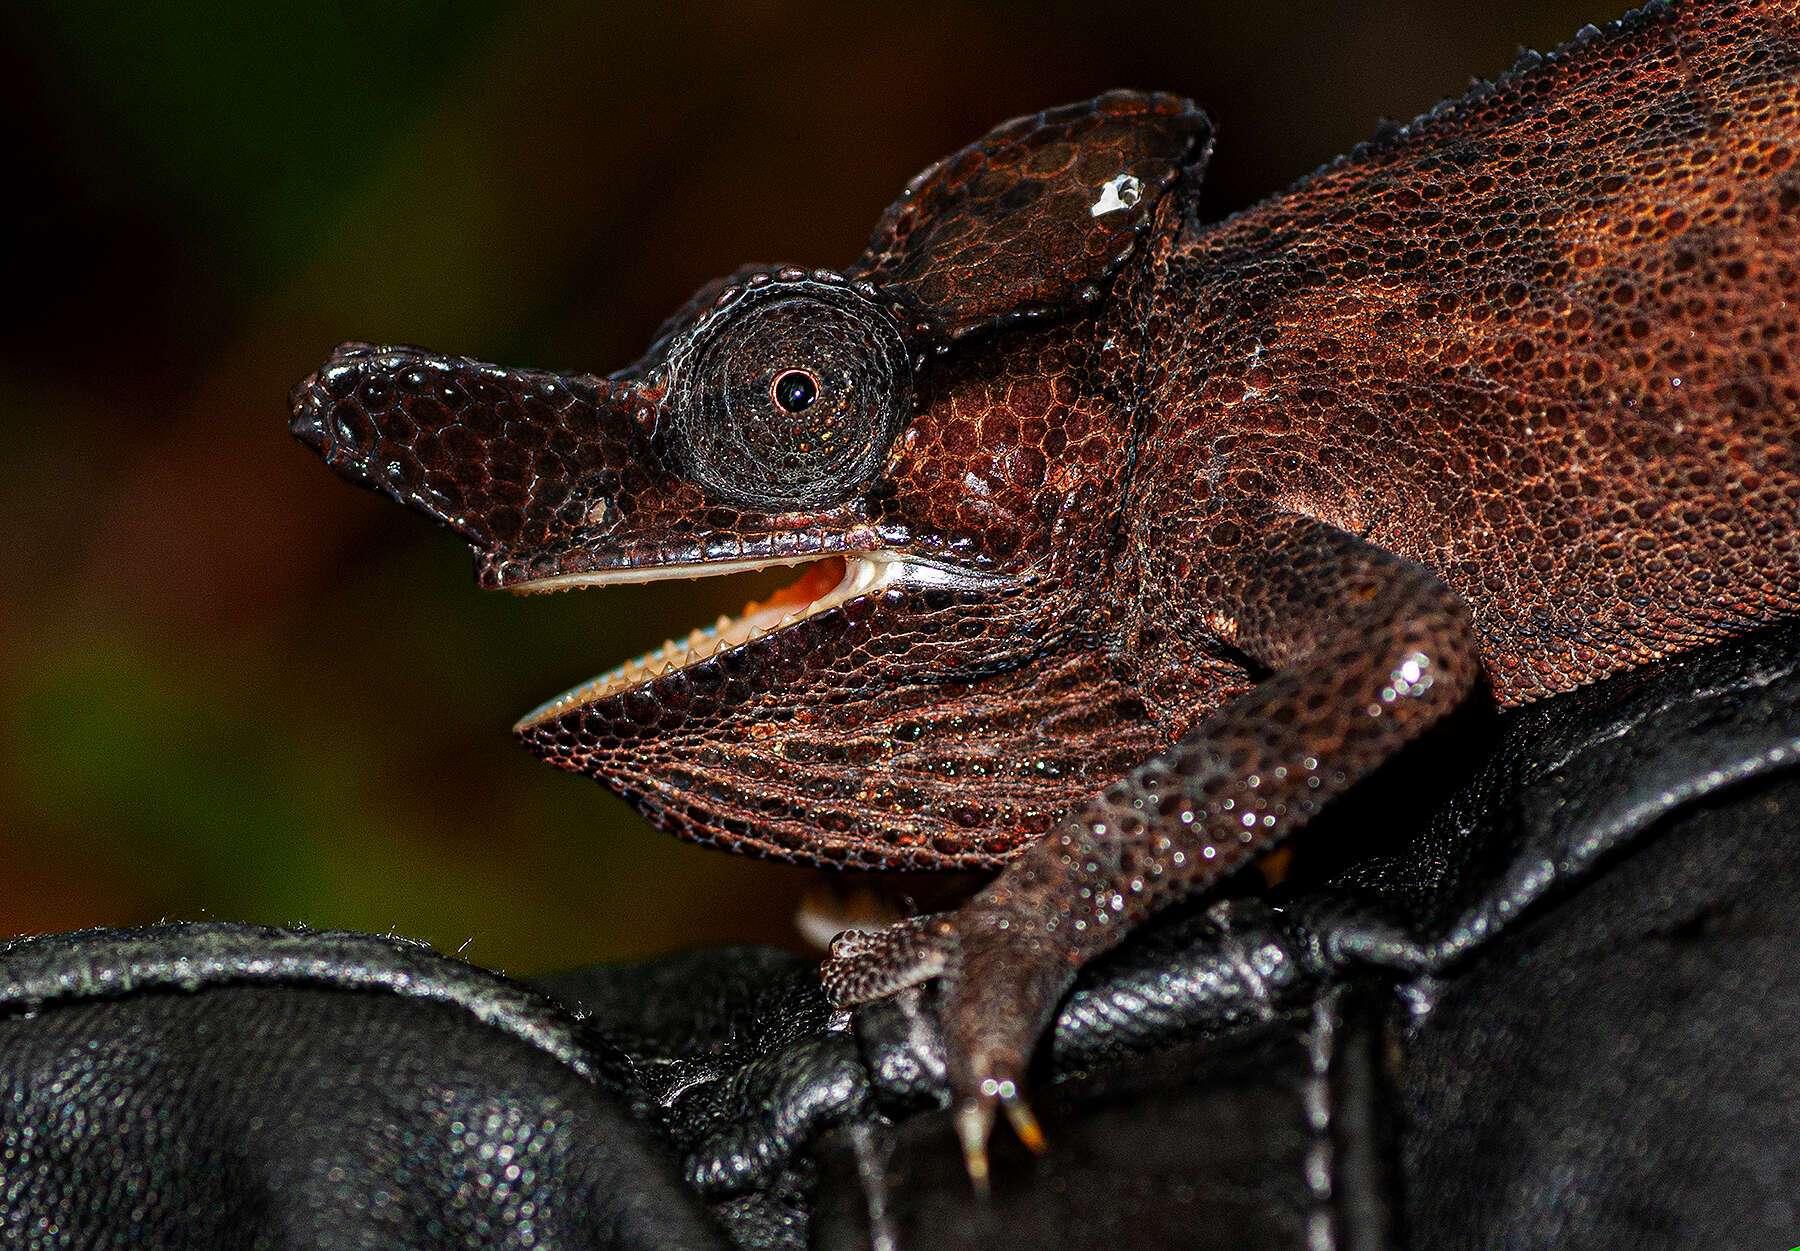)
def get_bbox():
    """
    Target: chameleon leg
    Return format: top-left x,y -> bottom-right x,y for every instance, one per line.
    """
821,511 -> 1480,1179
